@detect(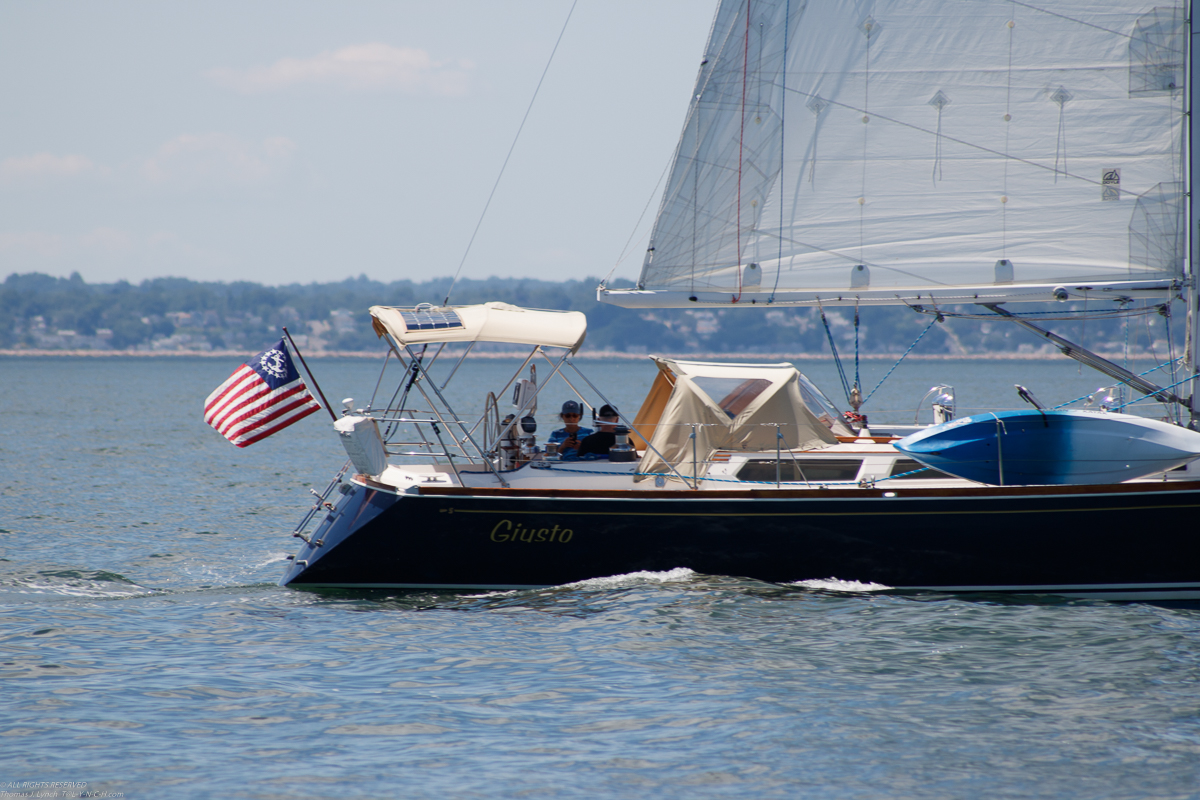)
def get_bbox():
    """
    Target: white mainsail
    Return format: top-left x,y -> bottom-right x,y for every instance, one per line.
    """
601,0 -> 1187,308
